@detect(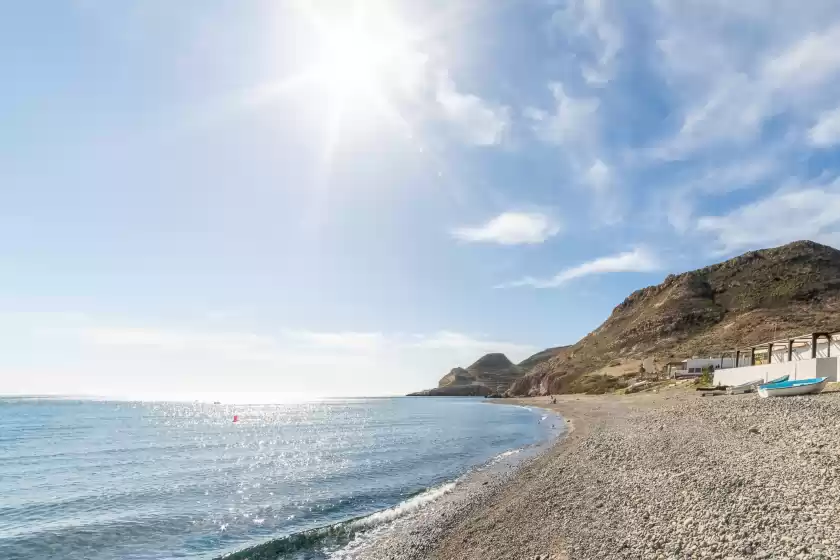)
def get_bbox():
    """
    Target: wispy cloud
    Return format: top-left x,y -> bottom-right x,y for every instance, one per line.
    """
409,330 -> 536,356
650,9 -> 840,160
498,247 -> 661,288
660,156 -> 780,234
1,313 -> 538,397
583,159 -> 622,225
80,327 -> 284,361
78,324 -> 534,359
696,177 -> 840,254
525,83 -> 599,149
451,211 -> 561,245
808,106 -> 840,147
280,329 -> 385,350
549,0 -> 623,85
761,23 -> 840,91
524,84 -> 623,222
435,73 -> 510,146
